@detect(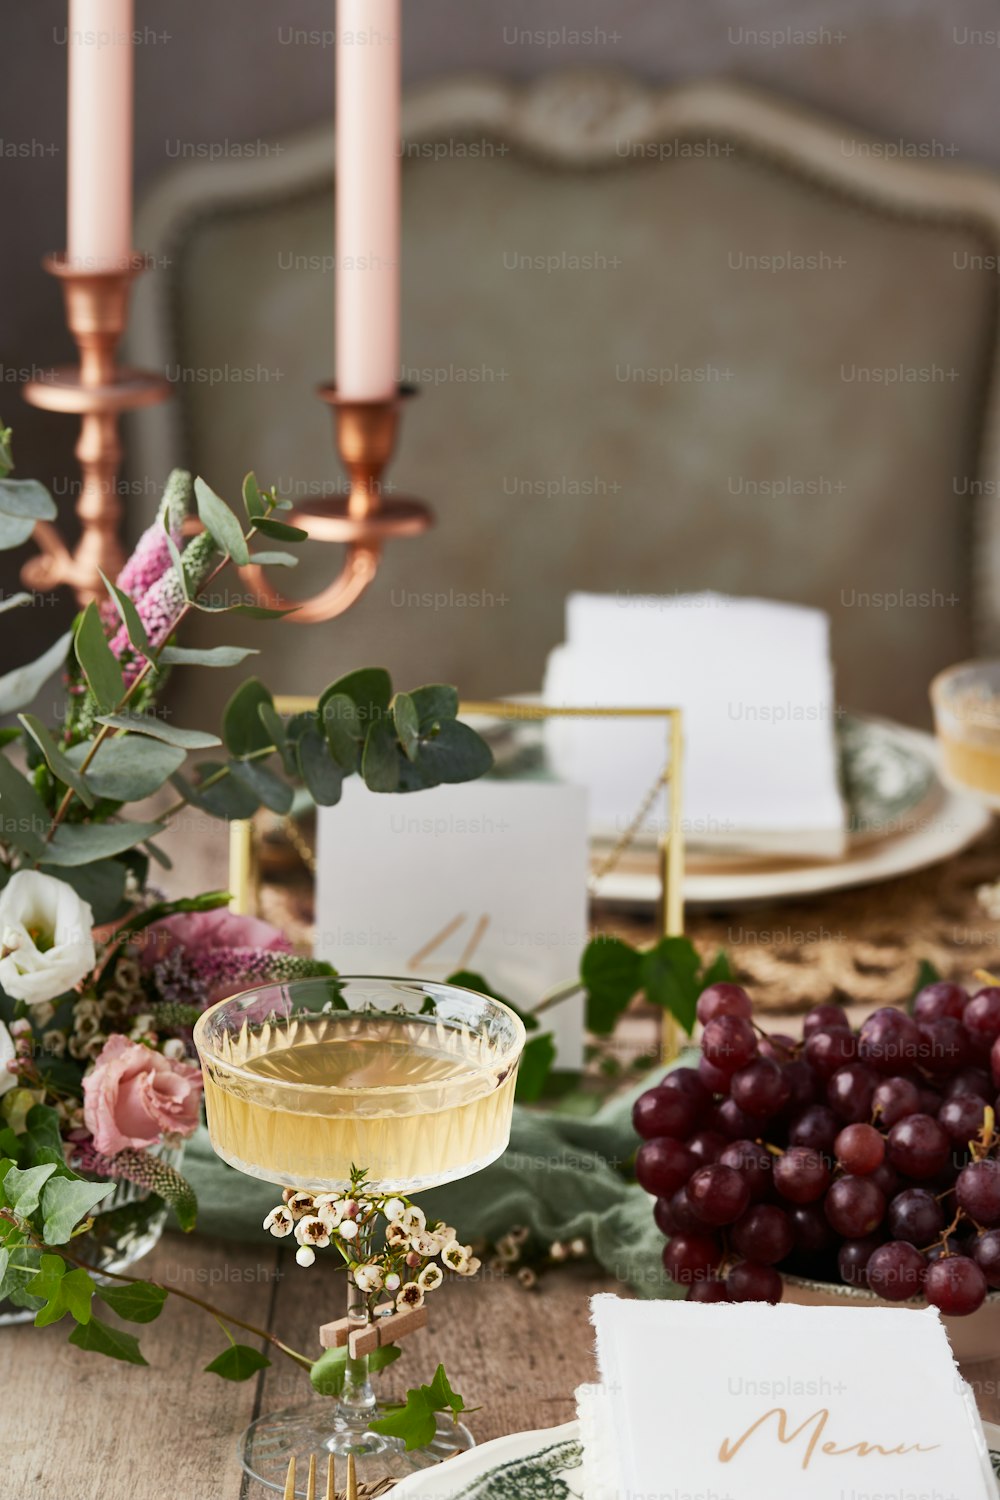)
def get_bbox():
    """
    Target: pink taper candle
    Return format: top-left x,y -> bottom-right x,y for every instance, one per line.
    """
67,0 -> 134,269
335,0 -> 401,401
